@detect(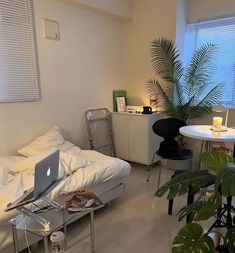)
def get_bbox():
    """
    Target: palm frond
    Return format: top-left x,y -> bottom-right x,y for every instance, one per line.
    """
150,38 -> 183,83
178,96 -> 197,123
174,80 -> 186,108
184,43 -> 217,98
189,83 -> 223,119
147,38 -> 224,123
146,78 -> 175,113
